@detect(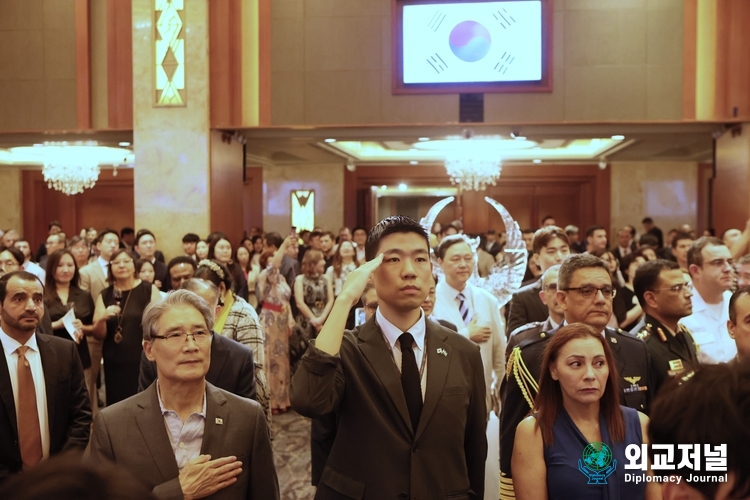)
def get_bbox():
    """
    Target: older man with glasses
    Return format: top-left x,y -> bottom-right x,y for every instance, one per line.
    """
633,259 -> 700,395
87,290 -> 279,499
681,237 -> 737,364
